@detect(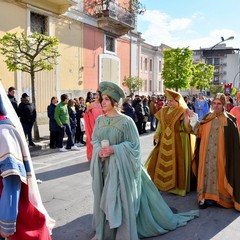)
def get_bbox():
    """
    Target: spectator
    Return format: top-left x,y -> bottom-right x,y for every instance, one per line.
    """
47,96 -> 60,149
122,96 -> 135,120
84,90 -> 103,161
131,94 -> 139,109
191,96 -> 196,112
157,95 -> 164,111
149,96 -> 158,131
75,97 -> 86,146
67,99 -> 77,145
142,96 -> 150,133
226,95 -> 234,112
54,94 -> 80,152
7,86 -> 18,115
194,92 -> 209,120
133,96 -> 144,135
85,91 -> 93,104
18,93 -> 36,147
184,96 -> 194,110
